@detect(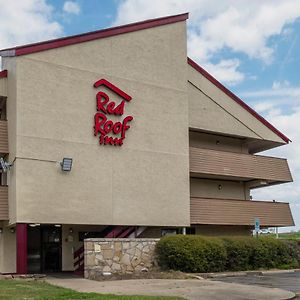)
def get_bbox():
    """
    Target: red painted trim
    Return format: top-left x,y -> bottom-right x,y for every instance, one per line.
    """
94,79 -> 132,101
0,70 -> 7,78
0,13 -> 189,57
16,223 -> 27,274
187,57 -> 291,143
